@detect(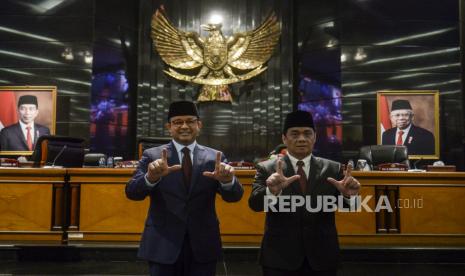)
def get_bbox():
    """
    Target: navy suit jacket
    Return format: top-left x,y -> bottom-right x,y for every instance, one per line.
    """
382,124 -> 435,155
0,122 -> 50,151
125,141 -> 243,264
249,155 -> 344,271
